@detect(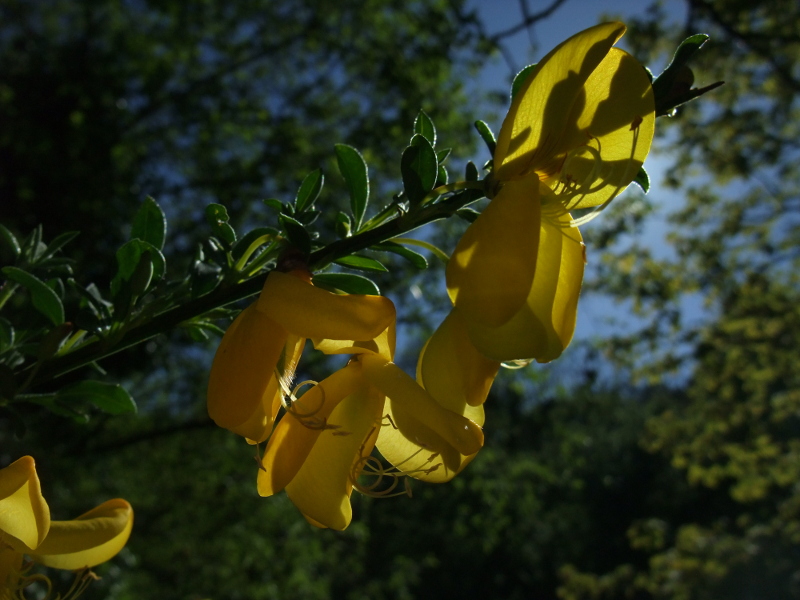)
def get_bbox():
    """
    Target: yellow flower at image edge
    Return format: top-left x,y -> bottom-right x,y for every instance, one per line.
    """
447,21 -> 655,363
207,269 -> 396,443
257,349 -> 484,531
0,456 -> 133,599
